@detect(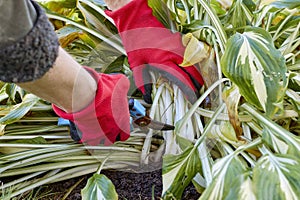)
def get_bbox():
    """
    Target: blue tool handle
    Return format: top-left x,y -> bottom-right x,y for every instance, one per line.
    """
128,98 -> 146,119
57,117 -> 70,126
